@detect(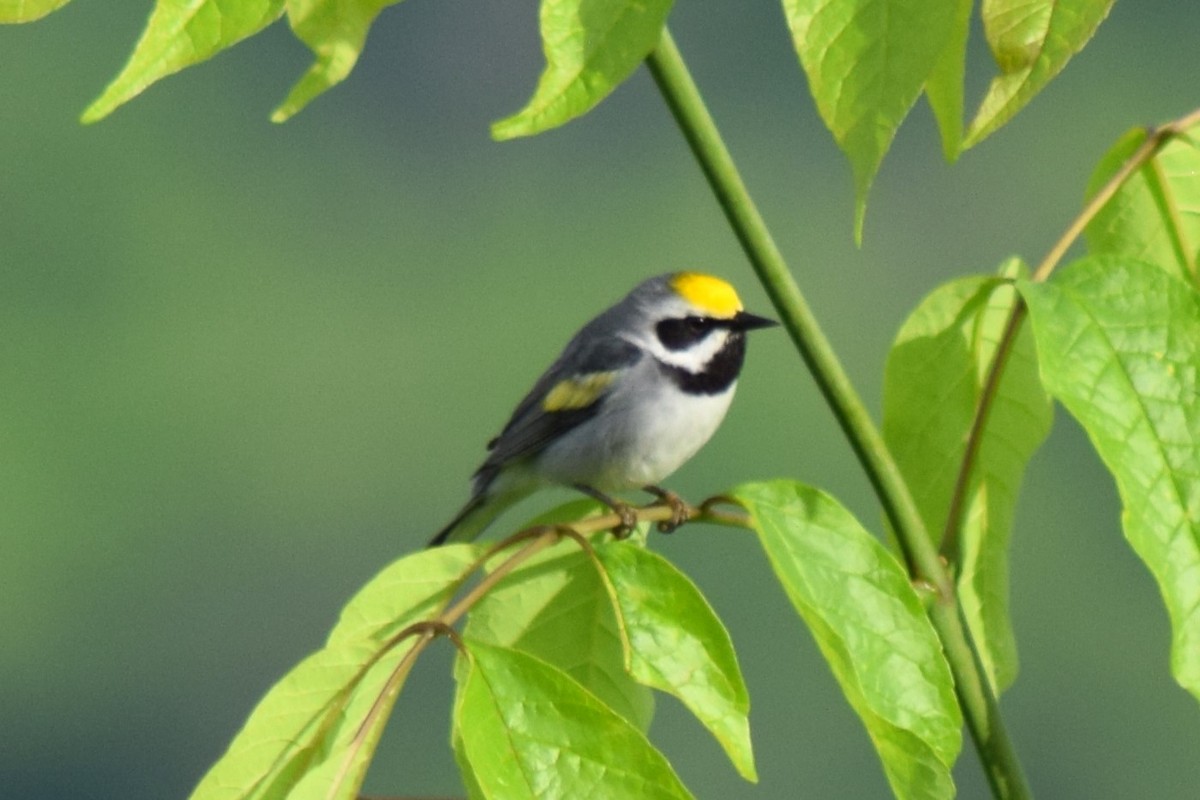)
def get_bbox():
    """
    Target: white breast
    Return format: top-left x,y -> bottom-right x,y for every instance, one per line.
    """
534,360 -> 737,492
